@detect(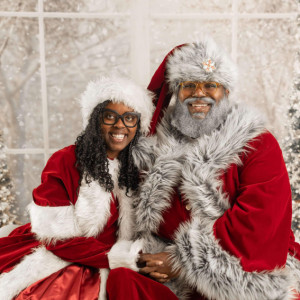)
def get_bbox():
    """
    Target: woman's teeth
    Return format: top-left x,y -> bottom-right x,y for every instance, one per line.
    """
111,134 -> 125,141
